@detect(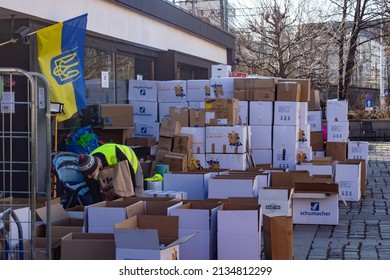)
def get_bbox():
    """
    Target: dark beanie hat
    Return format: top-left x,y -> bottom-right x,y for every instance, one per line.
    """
78,154 -> 98,175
